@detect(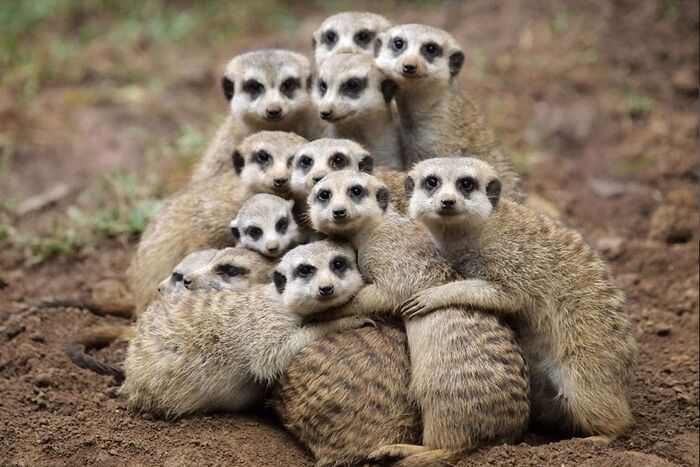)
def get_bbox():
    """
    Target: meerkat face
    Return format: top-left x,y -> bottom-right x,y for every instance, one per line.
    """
374,24 -> 465,84
157,249 -> 218,294
312,12 -> 392,66
232,131 -> 308,195
230,194 -> 301,258
290,138 -> 374,199
222,49 -> 313,127
273,240 -> 363,316
406,157 -> 501,229
183,247 -> 276,292
309,170 -> 390,237
315,53 -> 398,123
